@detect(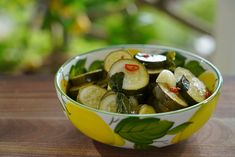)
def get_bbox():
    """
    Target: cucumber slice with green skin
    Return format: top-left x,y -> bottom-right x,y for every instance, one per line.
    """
153,83 -> 188,111
77,85 -> 107,109
70,69 -> 106,86
99,91 -> 117,112
104,49 -> 132,72
175,67 -> 207,104
108,59 -> 149,94
135,53 -> 167,69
